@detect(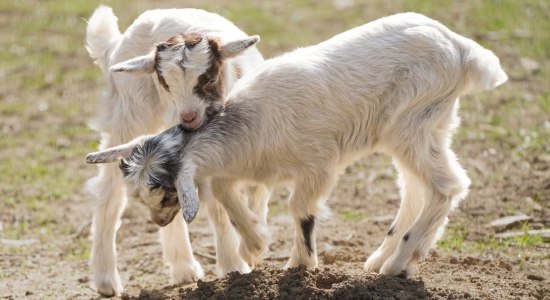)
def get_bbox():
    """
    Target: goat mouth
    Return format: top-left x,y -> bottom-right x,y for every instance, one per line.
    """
152,209 -> 179,227
181,115 -> 203,131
